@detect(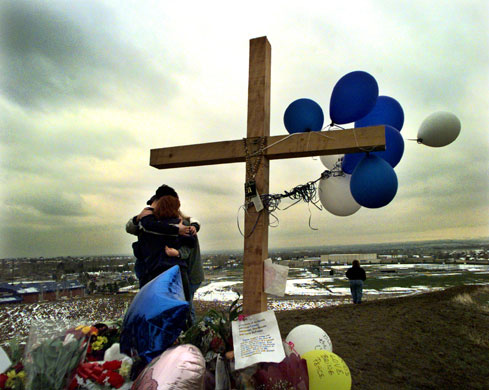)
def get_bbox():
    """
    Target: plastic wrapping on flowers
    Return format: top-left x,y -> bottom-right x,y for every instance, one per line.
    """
3,318 -> 132,390
22,319 -> 99,390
